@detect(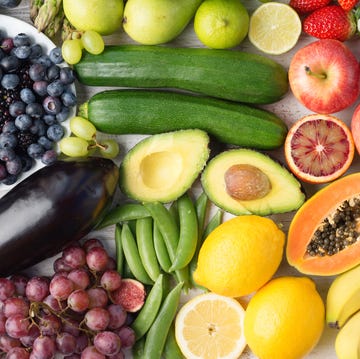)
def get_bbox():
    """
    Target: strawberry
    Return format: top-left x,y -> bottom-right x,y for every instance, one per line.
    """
338,0 -> 358,11
289,0 -> 331,14
303,5 -> 357,41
